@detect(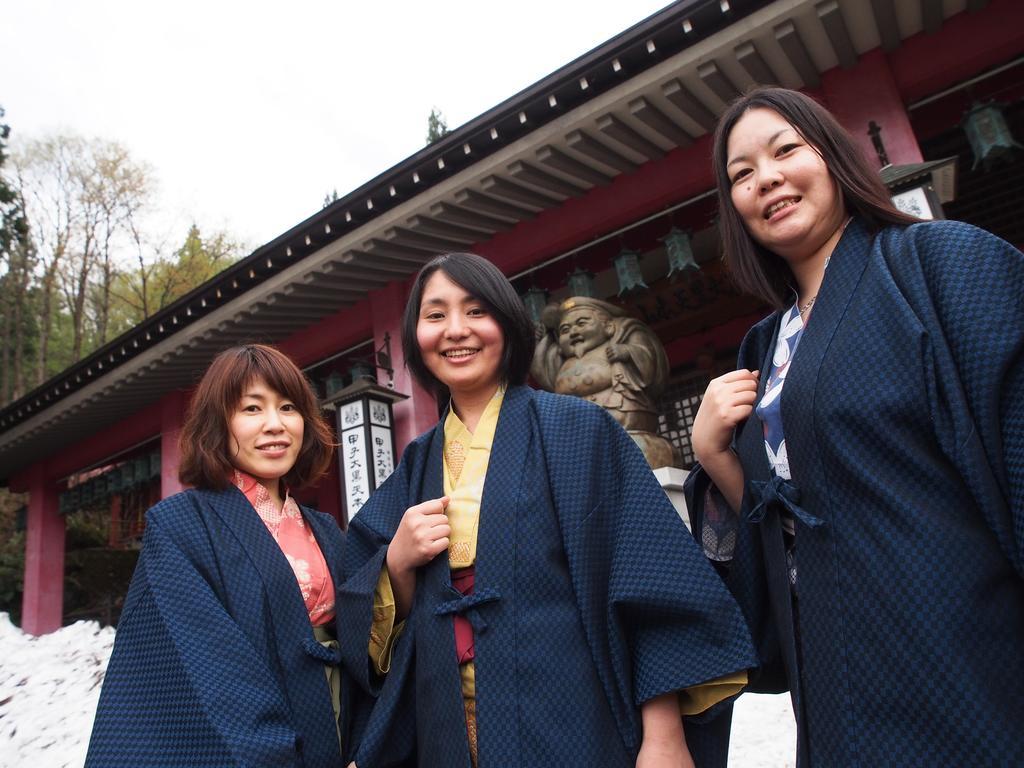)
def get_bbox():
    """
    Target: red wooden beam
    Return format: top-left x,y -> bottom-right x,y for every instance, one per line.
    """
10,398 -> 167,490
277,297 -> 374,368
476,136 -> 716,277
888,0 -> 1024,105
